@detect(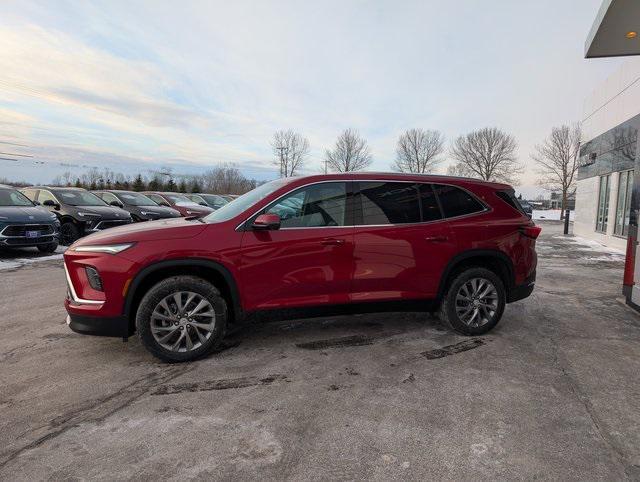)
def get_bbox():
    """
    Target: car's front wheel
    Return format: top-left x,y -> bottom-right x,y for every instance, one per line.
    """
438,267 -> 505,335
136,275 -> 227,362
60,222 -> 81,246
